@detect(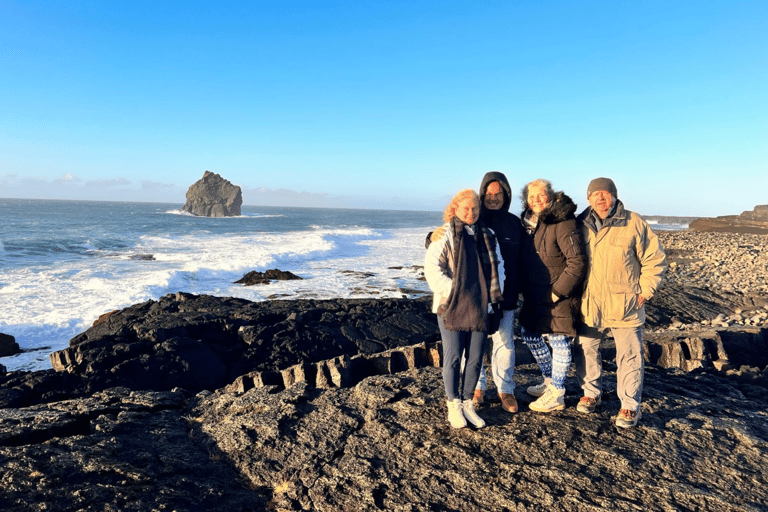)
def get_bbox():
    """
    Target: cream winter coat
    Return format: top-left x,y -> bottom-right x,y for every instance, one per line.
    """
424,223 -> 505,314
577,201 -> 667,329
